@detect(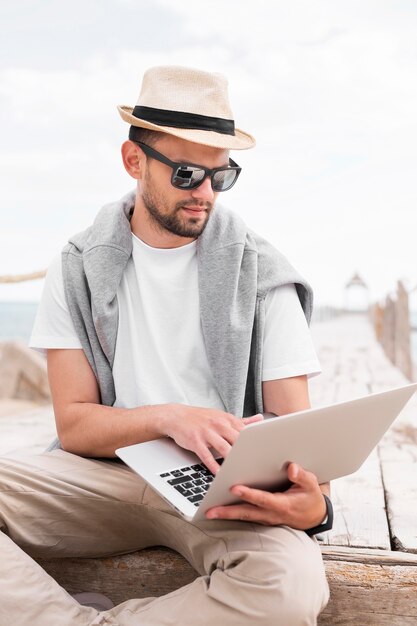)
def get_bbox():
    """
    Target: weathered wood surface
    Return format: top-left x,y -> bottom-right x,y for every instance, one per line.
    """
36,545 -> 417,625
320,449 -> 390,550
318,547 -> 417,625
378,443 -> 417,553
309,314 -> 417,554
